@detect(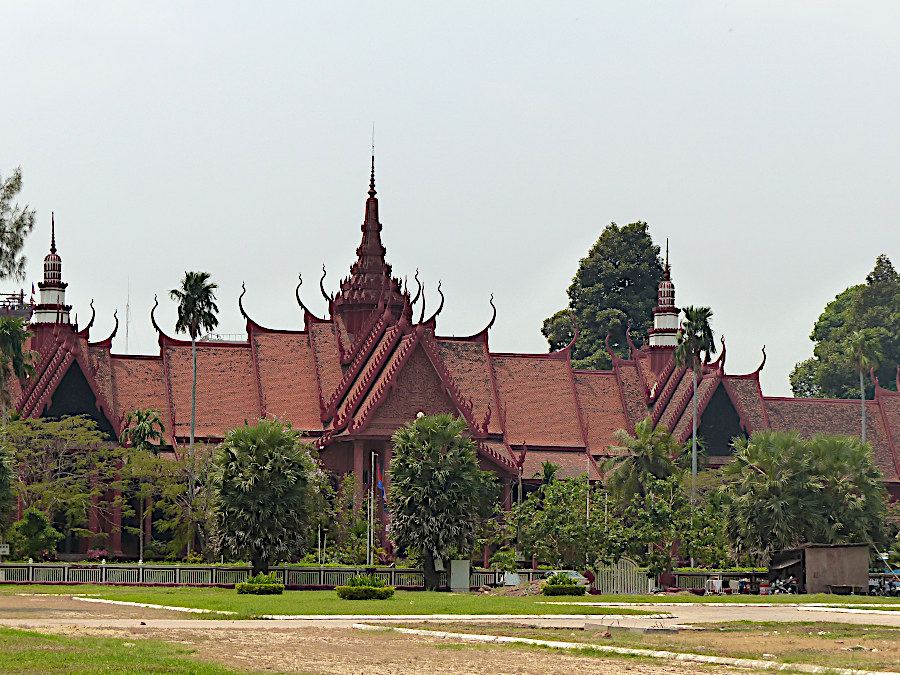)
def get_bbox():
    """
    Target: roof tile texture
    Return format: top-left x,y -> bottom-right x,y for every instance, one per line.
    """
574,371 -> 628,452
253,331 -> 322,430
438,340 -> 502,434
